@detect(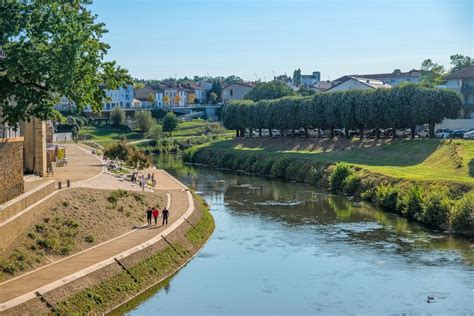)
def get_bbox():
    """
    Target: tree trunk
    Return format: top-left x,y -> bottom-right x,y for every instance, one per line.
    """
392,127 -> 397,140
429,123 -> 435,138
280,129 -> 284,137
330,127 -> 335,139
304,127 -> 308,138
317,129 -> 322,138
345,128 -> 349,138
259,129 -> 262,138
359,126 -> 364,141
376,128 -> 381,139
410,126 -> 416,139
241,128 -> 245,138
269,129 -> 273,137
292,129 -> 296,138
236,129 -> 239,137
249,128 -> 253,138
